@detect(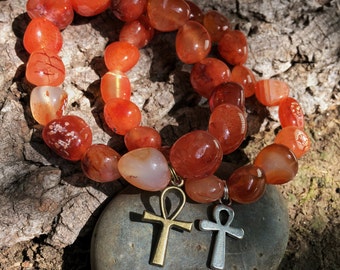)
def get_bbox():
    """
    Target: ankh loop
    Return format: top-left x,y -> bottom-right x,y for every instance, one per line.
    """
142,186 -> 193,266
199,204 -> 245,270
